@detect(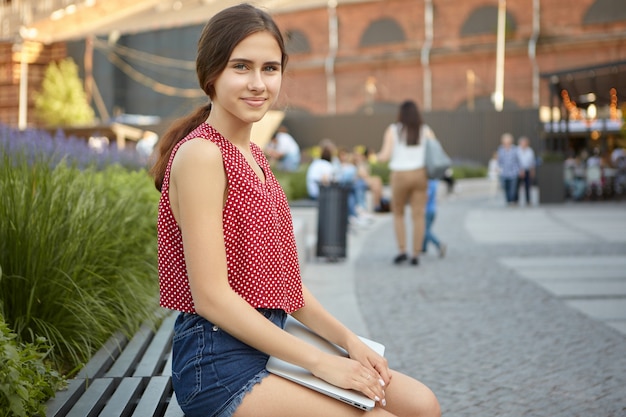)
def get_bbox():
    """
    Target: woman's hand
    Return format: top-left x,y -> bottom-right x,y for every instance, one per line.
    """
346,336 -> 391,388
311,352 -> 387,407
